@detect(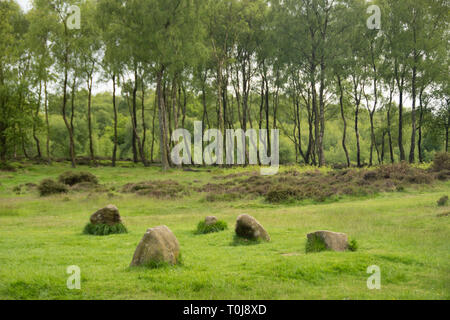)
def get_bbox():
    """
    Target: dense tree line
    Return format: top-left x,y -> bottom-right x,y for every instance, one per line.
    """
0,0 -> 448,168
